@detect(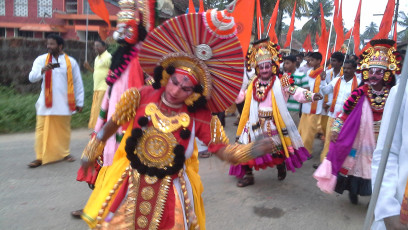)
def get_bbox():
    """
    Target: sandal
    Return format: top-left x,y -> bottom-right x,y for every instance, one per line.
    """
71,209 -> 83,219
64,155 -> 76,162
28,160 -> 42,168
277,163 -> 287,181
237,174 -> 254,187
